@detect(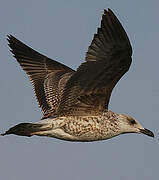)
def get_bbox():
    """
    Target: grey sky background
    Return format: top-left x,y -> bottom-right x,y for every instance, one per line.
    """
0,0 -> 159,179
